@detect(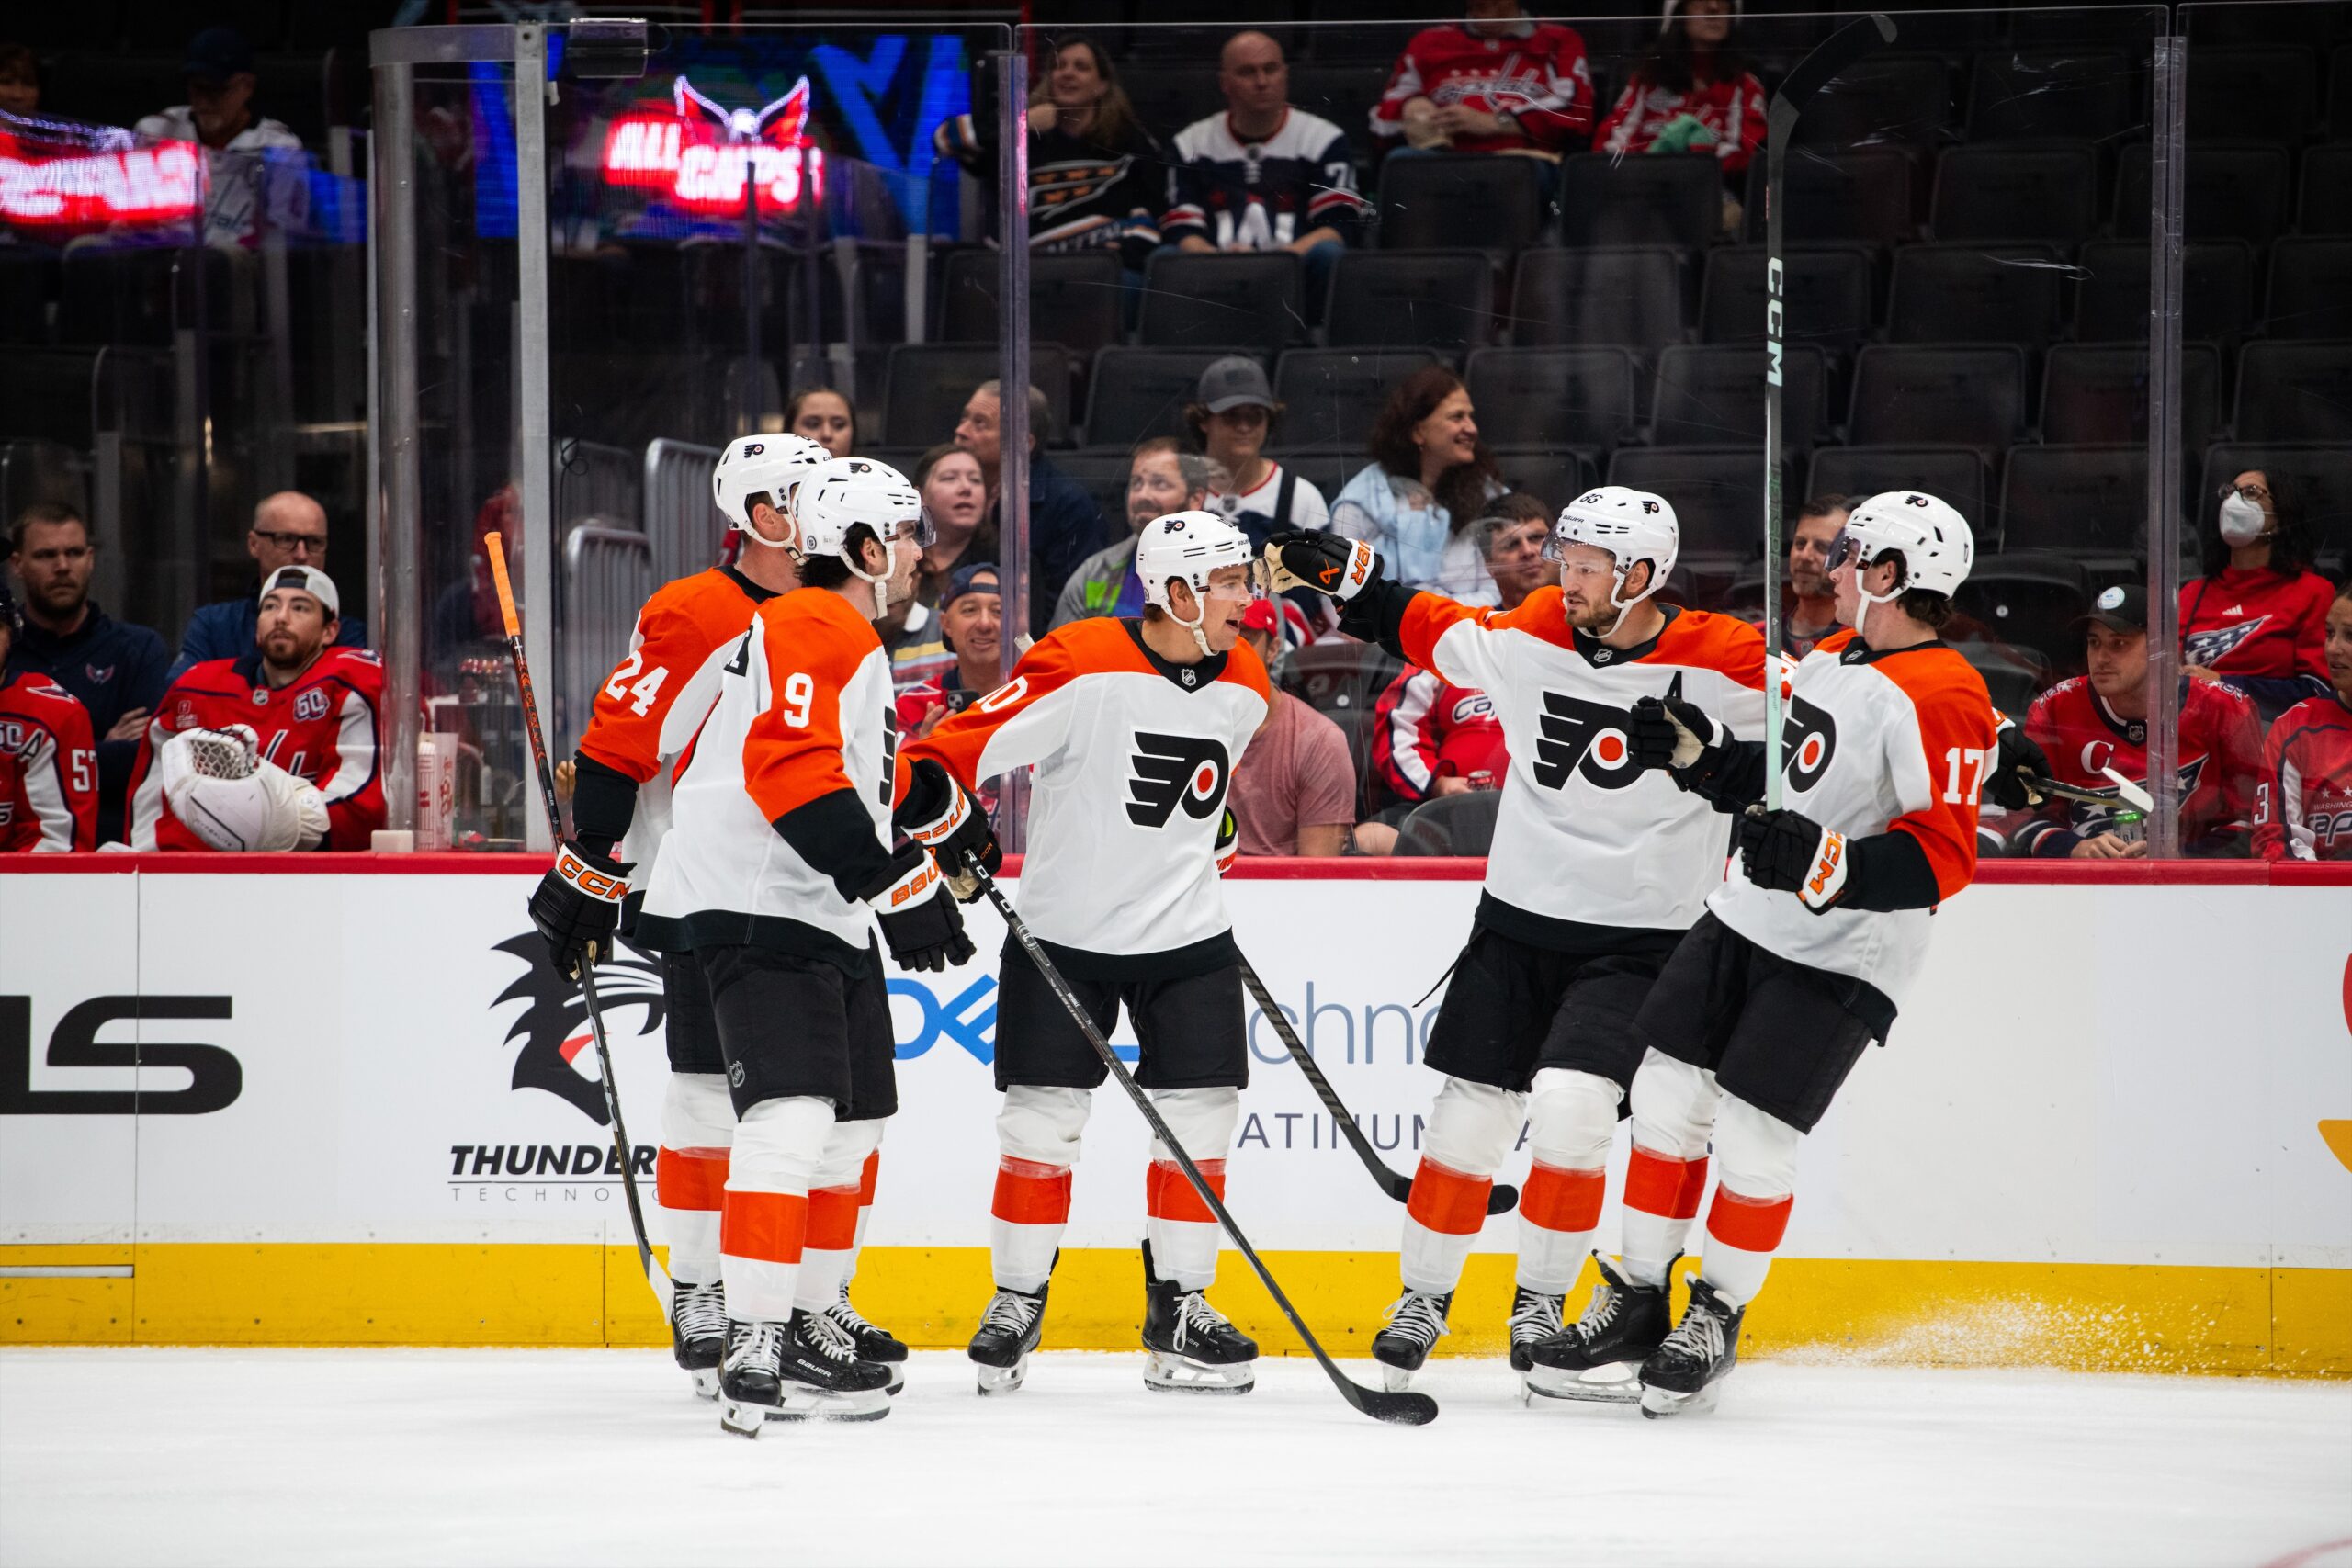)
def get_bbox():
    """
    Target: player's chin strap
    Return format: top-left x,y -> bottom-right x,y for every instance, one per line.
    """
1166,576 -> 1217,658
